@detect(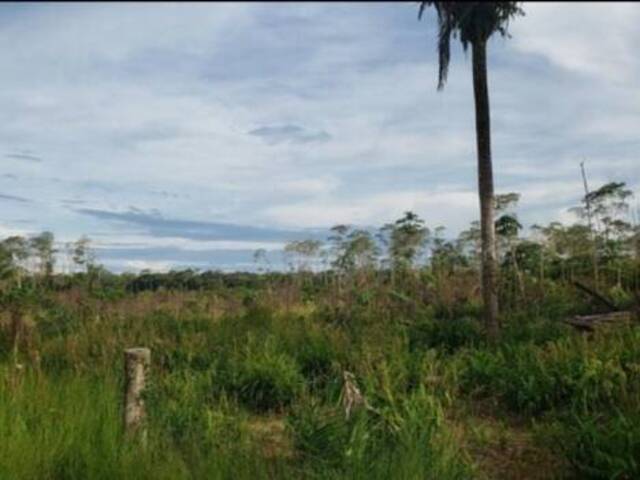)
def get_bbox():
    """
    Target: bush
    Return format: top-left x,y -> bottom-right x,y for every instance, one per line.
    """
280,320 -> 343,392
286,388 -> 472,479
287,399 -> 354,470
500,317 -> 570,346
545,410 -> 640,479
408,317 -> 484,354
214,335 -> 304,412
459,327 -> 640,415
